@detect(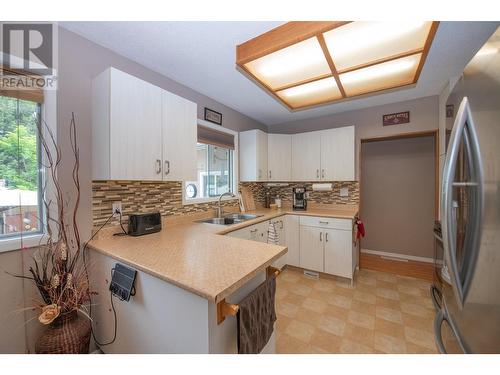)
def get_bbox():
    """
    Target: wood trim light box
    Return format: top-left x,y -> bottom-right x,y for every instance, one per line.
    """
236,21 -> 439,110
